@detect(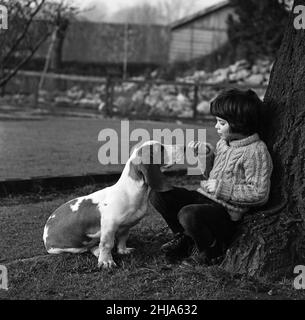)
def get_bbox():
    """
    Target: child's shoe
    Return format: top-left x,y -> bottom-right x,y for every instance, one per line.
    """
180,246 -> 208,267
205,240 -> 225,265
161,233 -> 194,262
